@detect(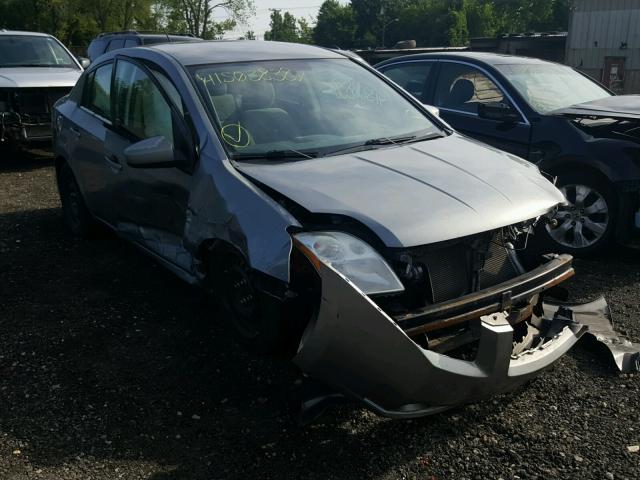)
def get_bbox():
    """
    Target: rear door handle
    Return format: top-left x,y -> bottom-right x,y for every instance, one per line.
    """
69,126 -> 81,138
